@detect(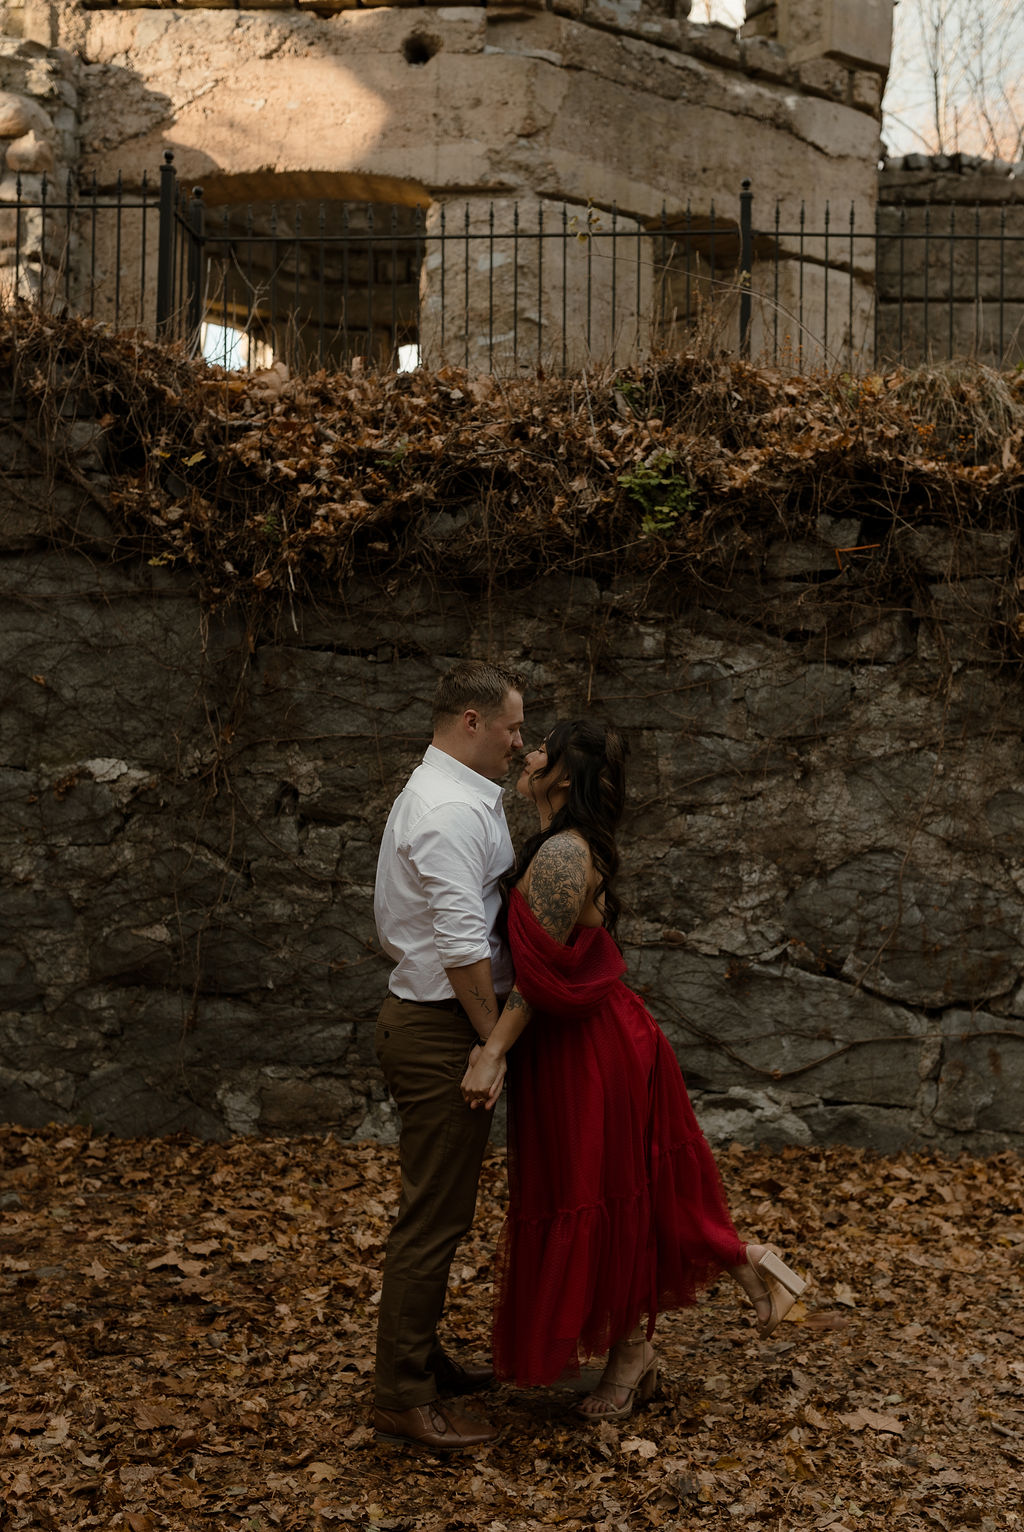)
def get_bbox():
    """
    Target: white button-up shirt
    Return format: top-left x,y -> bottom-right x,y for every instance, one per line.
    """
374,745 -> 515,1001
